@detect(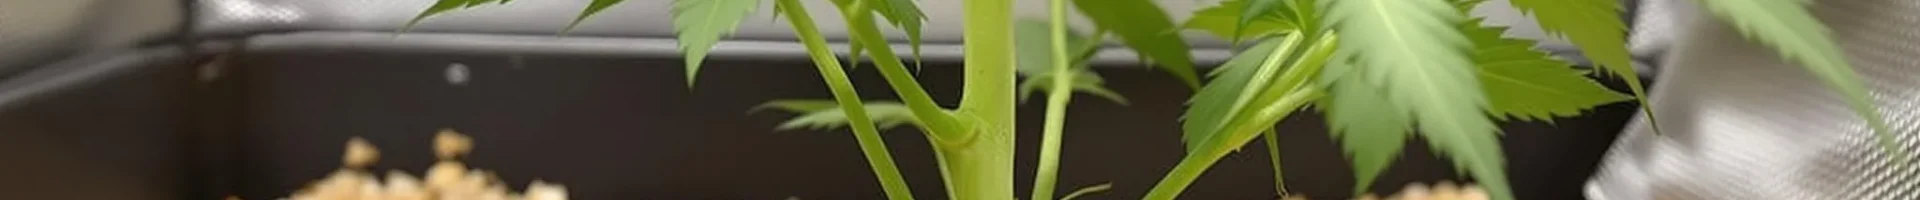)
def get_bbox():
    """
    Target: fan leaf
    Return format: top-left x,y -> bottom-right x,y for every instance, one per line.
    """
1320,0 -> 1508,199
671,0 -> 761,87
1464,19 -> 1630,121
1073,0 -> 1201,88
1694,0 -> 1904,161
1506,0 -> 1661,133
